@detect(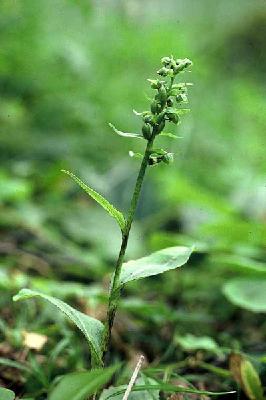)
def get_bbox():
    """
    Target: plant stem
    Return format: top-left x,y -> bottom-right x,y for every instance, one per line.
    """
101,137 -> 154,362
